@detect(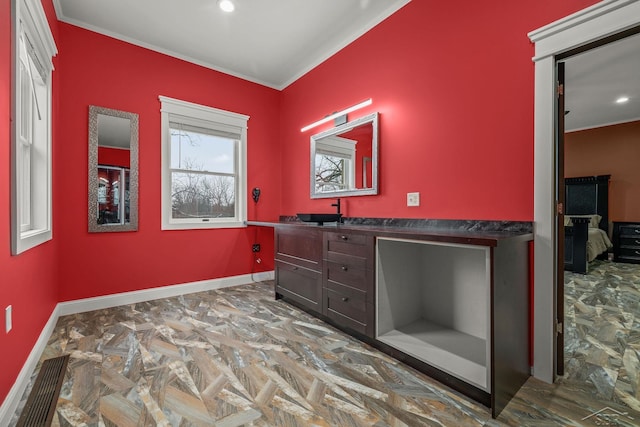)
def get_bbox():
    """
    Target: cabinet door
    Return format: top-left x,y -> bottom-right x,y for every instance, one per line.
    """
275,260 -> 322,313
